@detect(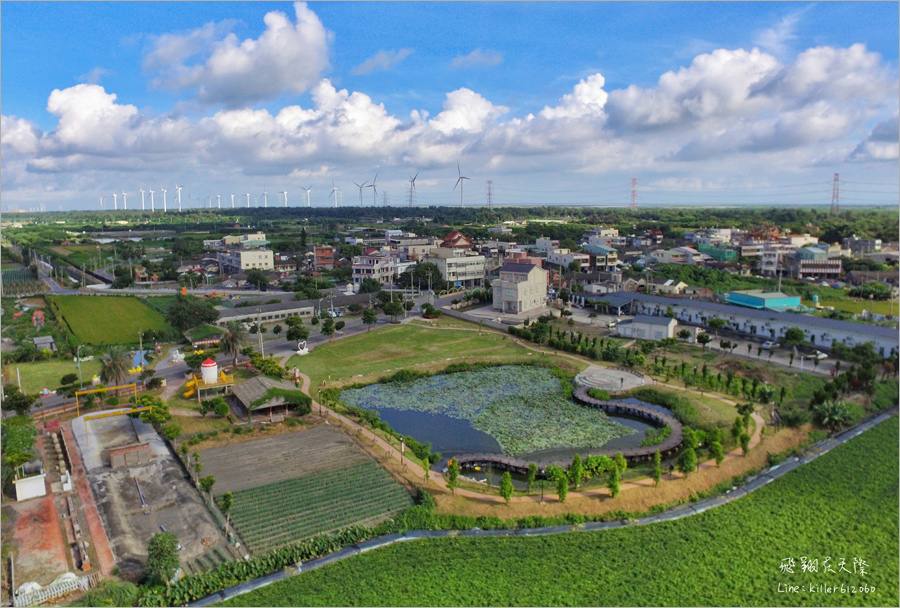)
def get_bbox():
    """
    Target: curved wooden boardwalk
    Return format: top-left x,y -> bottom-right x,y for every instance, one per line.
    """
454,387 -> 683,475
